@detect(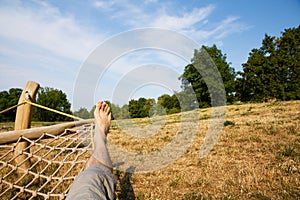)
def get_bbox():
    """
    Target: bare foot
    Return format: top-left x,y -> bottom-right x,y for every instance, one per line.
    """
94,101 -> 112,137
85,101 -> 113,171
